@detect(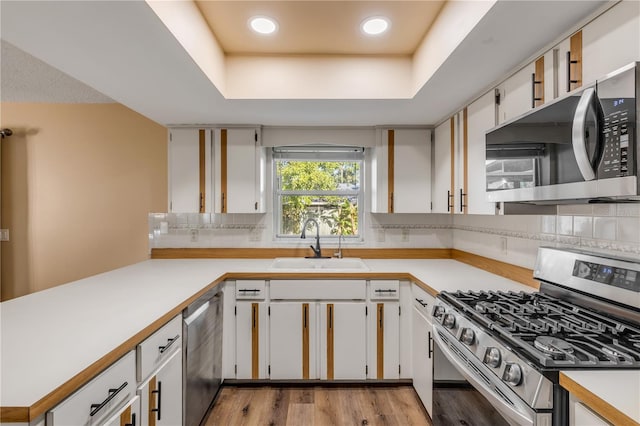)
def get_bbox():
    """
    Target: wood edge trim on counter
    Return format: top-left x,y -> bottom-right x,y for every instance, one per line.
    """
21,278 -> 226,422
0,406 -> 30,423
559,373 -> 640,426
150,248 -> 452,259
451,249 -> 539,290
